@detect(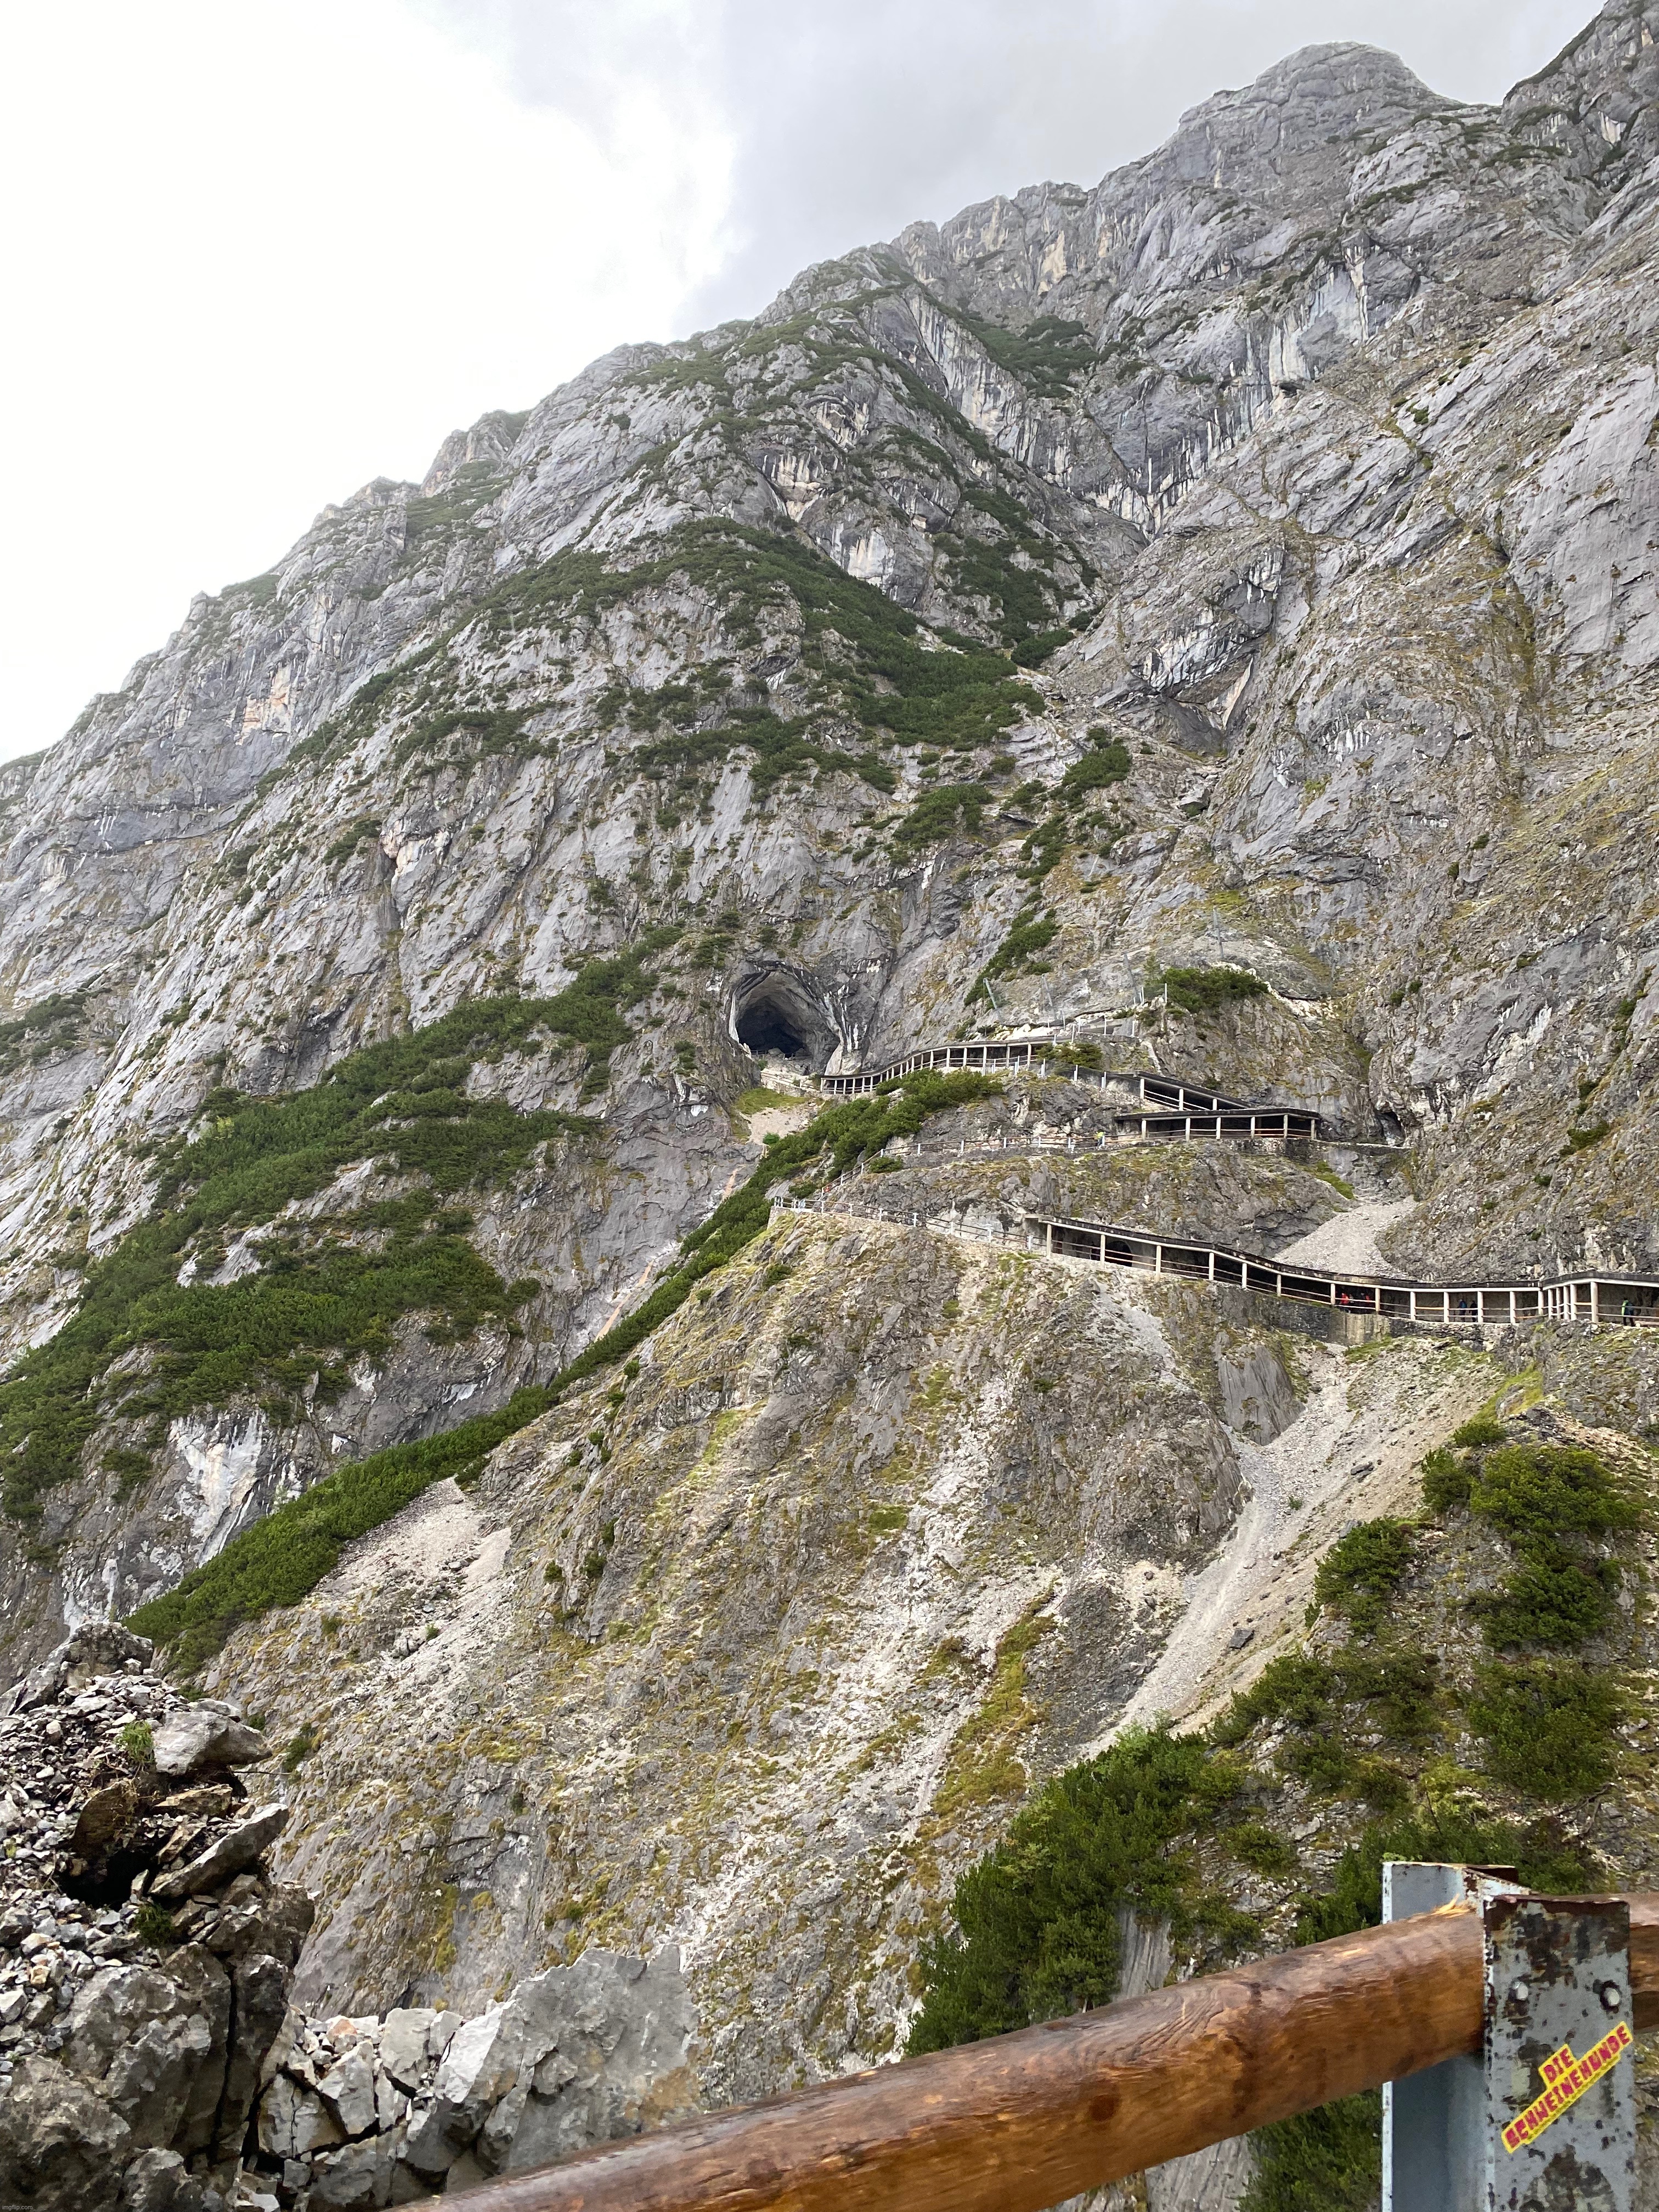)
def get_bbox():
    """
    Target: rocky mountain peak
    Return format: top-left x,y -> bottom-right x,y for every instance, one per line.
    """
1167,38 -> 1447,172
